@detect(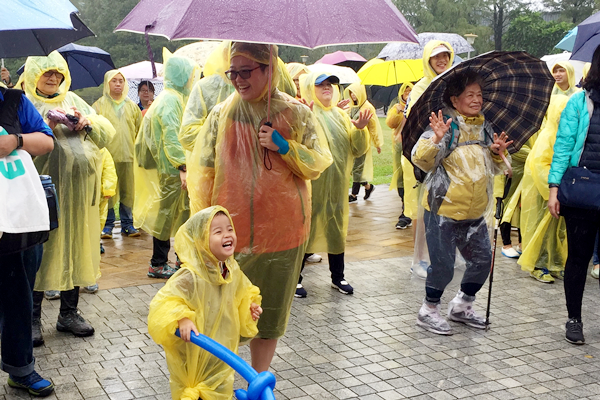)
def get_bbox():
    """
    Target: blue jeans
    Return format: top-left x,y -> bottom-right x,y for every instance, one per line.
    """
594,231 -> 599,265
0,244 -> 43,377
104,203 -> 134,231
